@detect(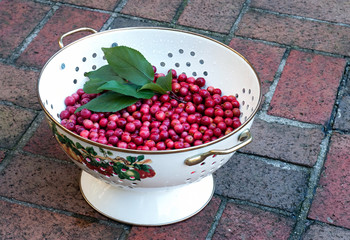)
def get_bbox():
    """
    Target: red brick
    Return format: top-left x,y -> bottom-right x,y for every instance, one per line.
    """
240,118 -> 324,166
308,133 -> 350,229
23,119 -> 70,162
251,0 -> 350,25
51,0 -> 119,11
303,222 -> 350,239
0,0 -> 50,58
229,38 -> 285,101
0,200 -> 123,239
0,63 -> 41,110
0,152 -> 105,220
17,6 -> 109,68
268,50 -> 346,124
127,197 -> 221,240
214,153 -> 309,213
213,202 -> 294,240
0,105 -> 36,148
0,150 -> 6,163
178,0 -> 245,33
121,0 -> 182,23
236,9 -> 350,56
